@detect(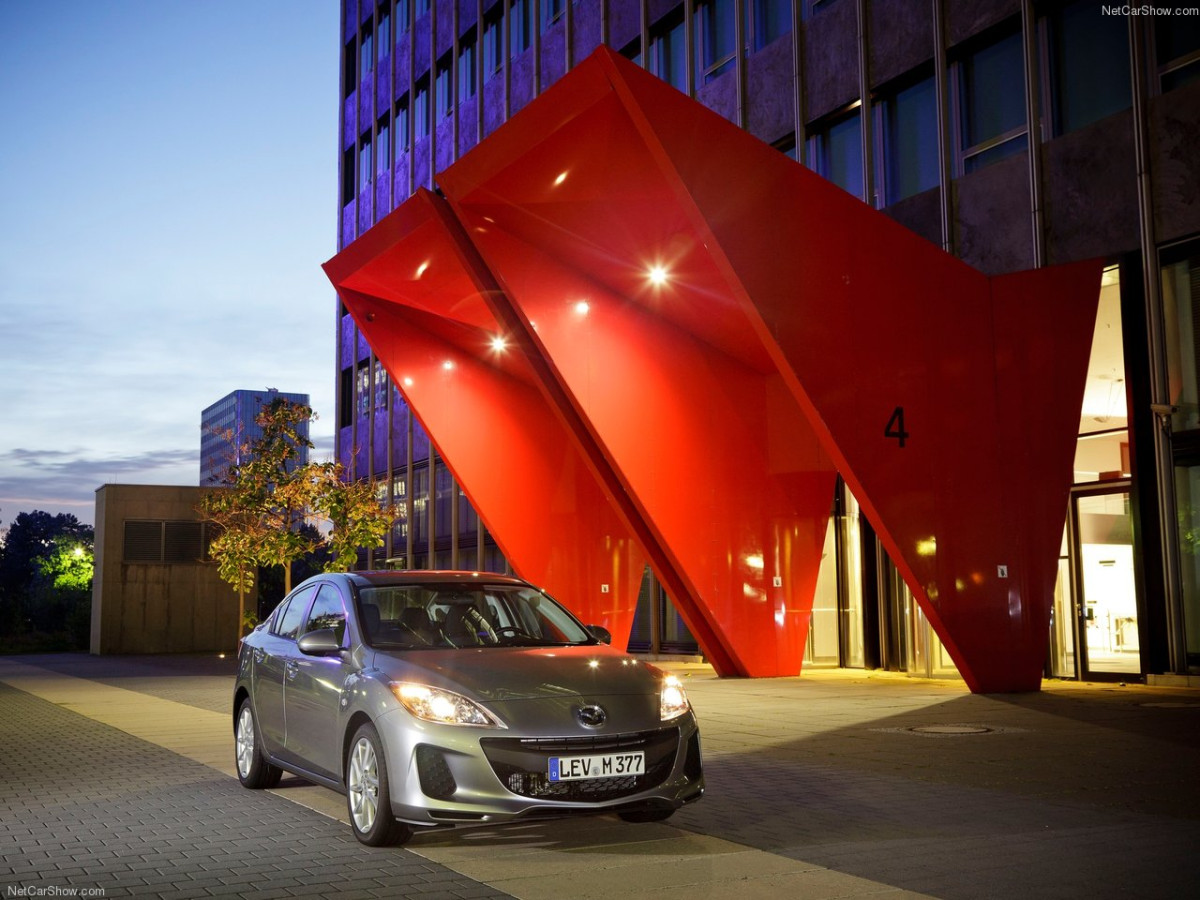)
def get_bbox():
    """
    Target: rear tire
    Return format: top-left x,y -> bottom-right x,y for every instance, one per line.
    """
234,698 -> 283,789
346,723 -> 412,847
